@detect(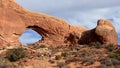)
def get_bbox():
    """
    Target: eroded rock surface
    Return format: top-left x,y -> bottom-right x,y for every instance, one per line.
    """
95,19 -> 118,45
79,19 -> 118,45
0,0 -> 118,47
